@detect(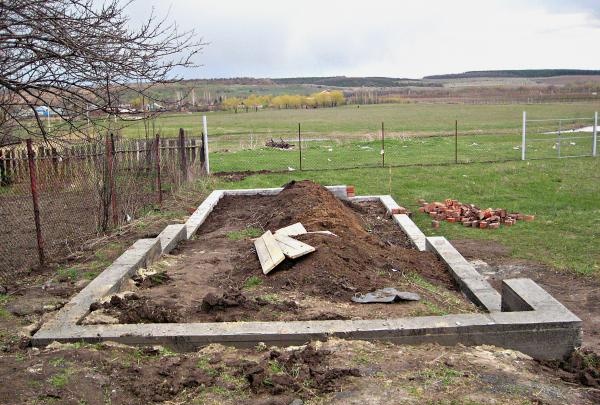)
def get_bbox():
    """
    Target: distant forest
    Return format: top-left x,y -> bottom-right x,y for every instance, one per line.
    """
424,69 -> 600,79
271,76 -> 435,87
